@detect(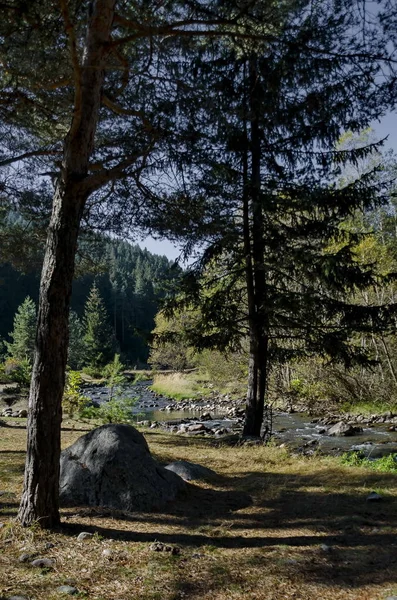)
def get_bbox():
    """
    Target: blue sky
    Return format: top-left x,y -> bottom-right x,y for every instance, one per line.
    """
139,111 -> 397,261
